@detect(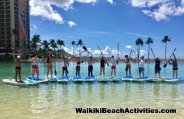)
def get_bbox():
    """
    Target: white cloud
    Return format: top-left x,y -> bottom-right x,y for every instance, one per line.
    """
129,0 -> 184,21
30,24 -> 38,31
30,0 -> 98,24
140,49 -> 146,56
125,45 -> 132,49
67,21 -> 76,27
107,0 -> 114,5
